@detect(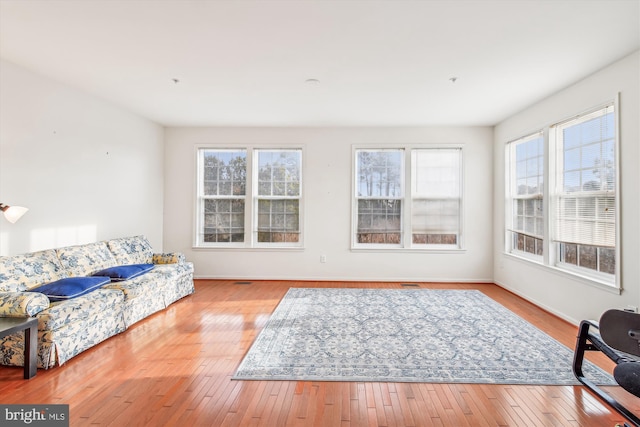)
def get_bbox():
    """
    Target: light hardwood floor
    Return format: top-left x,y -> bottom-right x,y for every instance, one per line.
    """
1,280 -> 638,426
